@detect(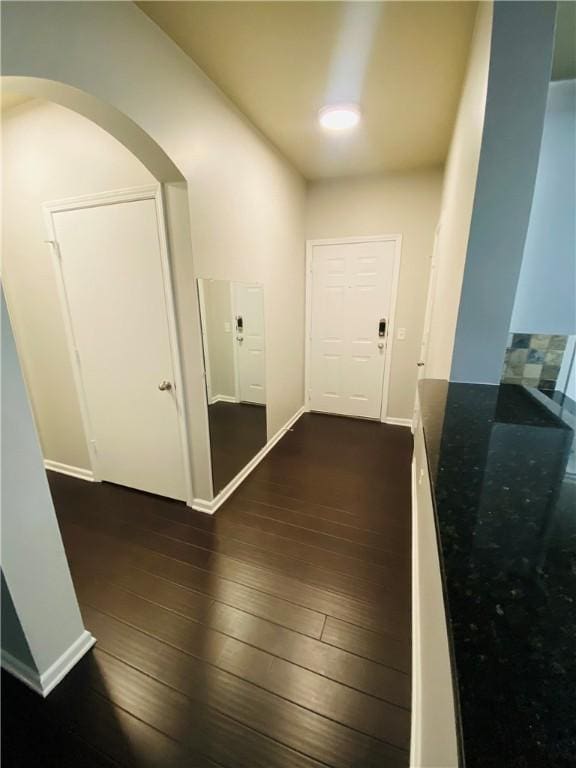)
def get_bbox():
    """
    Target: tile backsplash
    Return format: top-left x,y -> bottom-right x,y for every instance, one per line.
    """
502,333 -> 567,391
